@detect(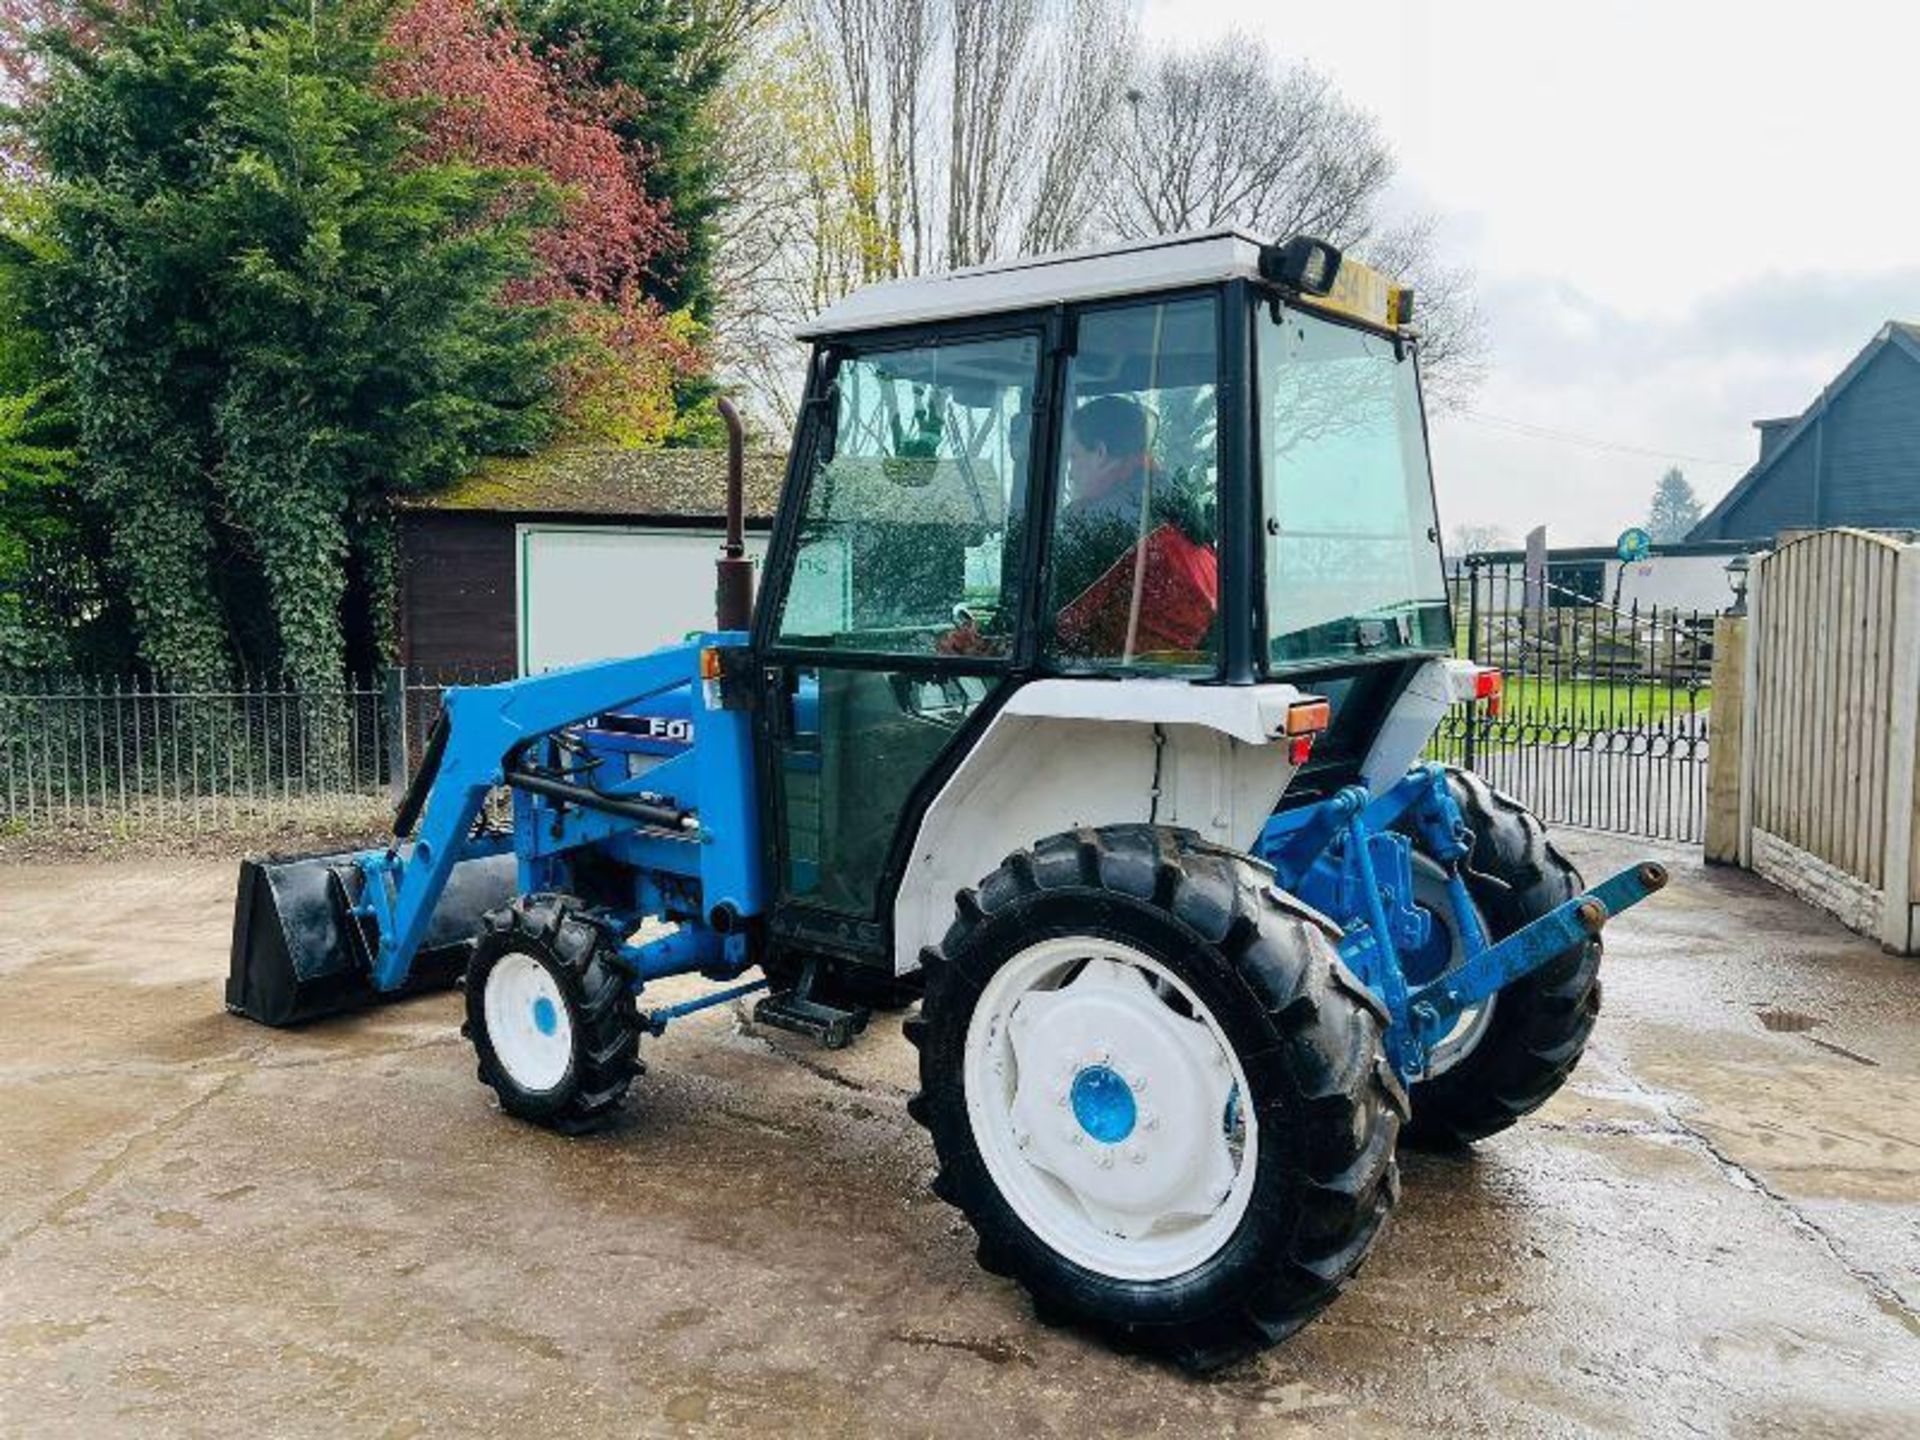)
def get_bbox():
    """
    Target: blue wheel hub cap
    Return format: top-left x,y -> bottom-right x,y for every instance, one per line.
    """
1069,1064 -> 1137,1144
531,995 -> 560,1037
